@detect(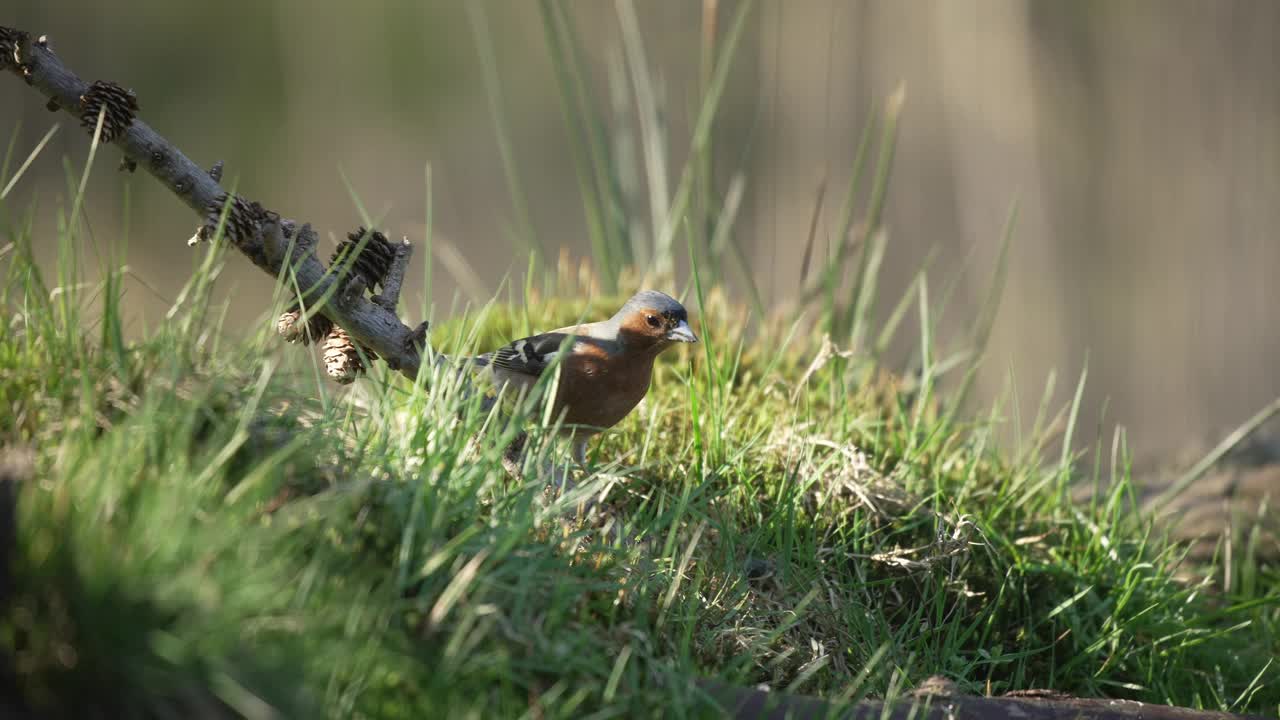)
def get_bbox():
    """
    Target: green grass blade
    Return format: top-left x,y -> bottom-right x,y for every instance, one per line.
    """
467,2 -> 545,269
